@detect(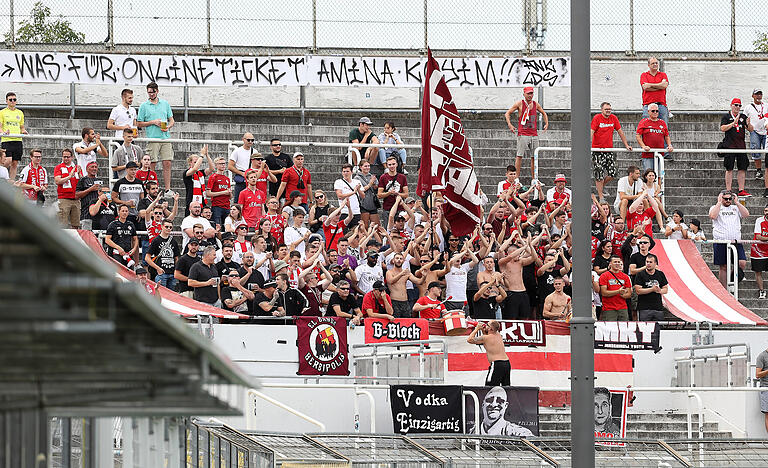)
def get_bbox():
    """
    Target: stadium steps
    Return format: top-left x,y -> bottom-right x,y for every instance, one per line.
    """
538,411 -> 733,439
19,110 -> 768,319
